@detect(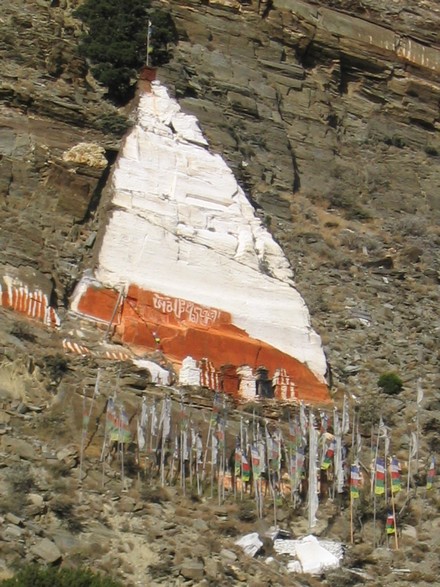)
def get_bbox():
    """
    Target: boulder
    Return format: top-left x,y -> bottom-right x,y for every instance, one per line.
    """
30,538 -> 62,564
180,559 -> 205,580
1,437 -> 35,460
